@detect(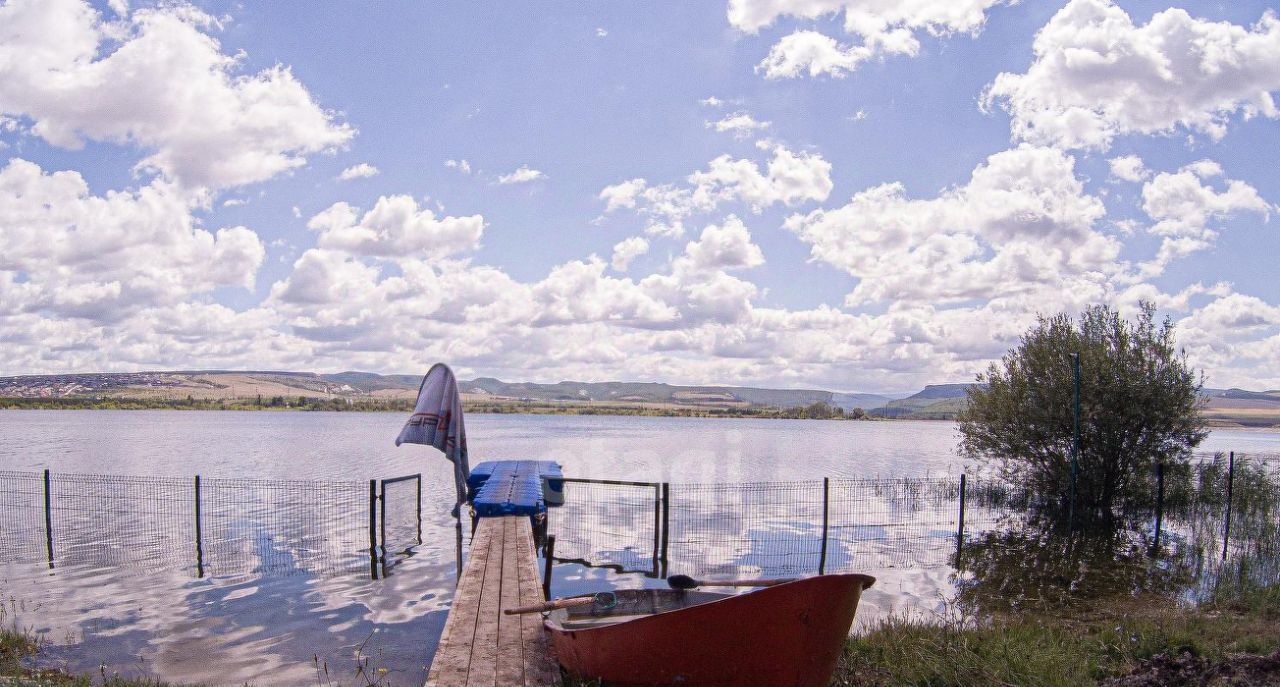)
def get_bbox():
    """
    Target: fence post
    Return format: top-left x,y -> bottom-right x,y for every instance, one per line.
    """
819,478 -> 830,575
194,475 -> 204,578
368,480 -> 378,580
660,483 -> 670,579
1222,451 -> 1235,562
956,474 -> 967,558
651,484 -> 661,577
416,474 -> 423,546
543,535 -> 556,601
43,469 -> 54,569
379,479 -> 388,577
1151,463 -> 1164,557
